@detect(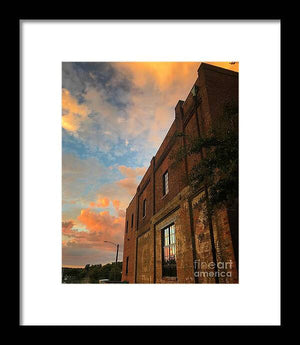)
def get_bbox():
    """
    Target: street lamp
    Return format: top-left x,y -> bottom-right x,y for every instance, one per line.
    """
104,241 -> 119,281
